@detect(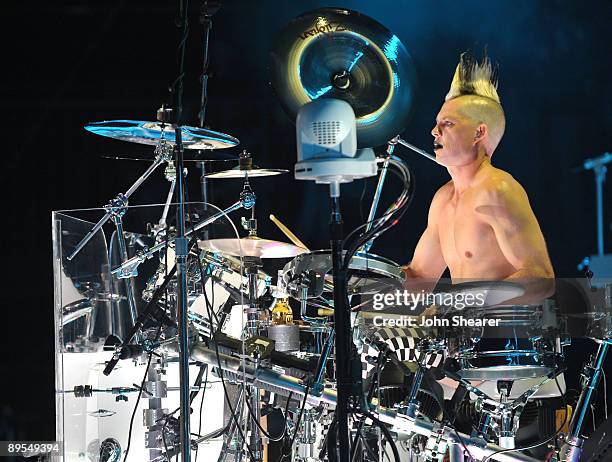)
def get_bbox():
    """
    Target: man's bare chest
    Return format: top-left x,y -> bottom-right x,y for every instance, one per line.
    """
437,199 -> 499,265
